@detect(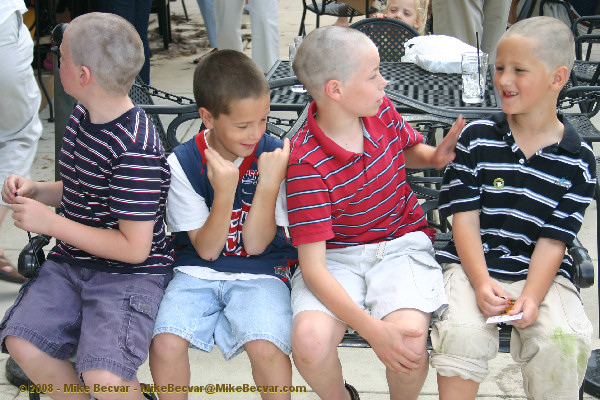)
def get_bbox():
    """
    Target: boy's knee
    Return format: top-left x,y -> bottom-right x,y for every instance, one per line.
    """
150,333 -> 189,359
245,339 -> 287,363
430,324 -> 498,382
5,335 -> 39,362
431,322 -> 497,360
291,316 -> 340,365
81,369 -> 130,389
